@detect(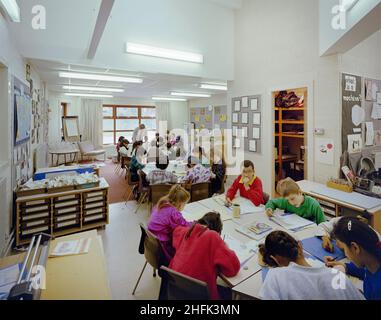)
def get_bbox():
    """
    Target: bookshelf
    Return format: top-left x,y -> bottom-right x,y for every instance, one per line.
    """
273,87 -> 307,190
